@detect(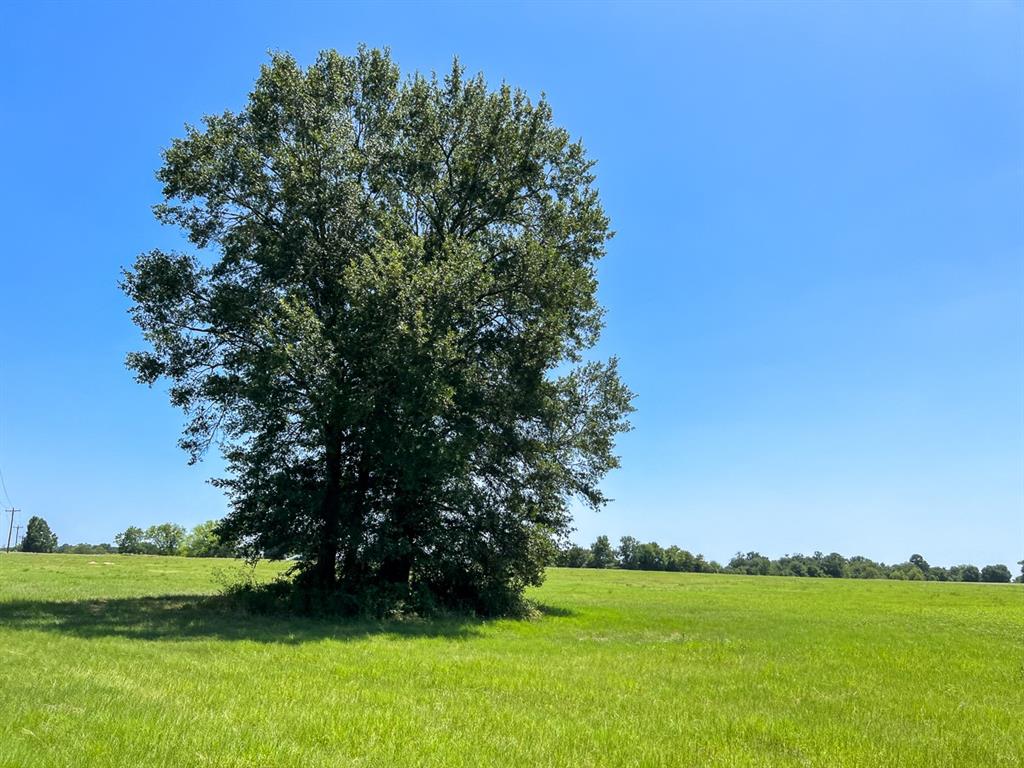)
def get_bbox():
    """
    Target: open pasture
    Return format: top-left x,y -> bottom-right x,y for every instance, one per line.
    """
0,554 -> 1020,767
